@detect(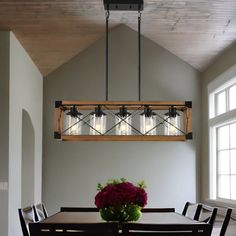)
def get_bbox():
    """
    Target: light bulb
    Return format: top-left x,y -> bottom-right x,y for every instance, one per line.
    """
95,124 -> 101,131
